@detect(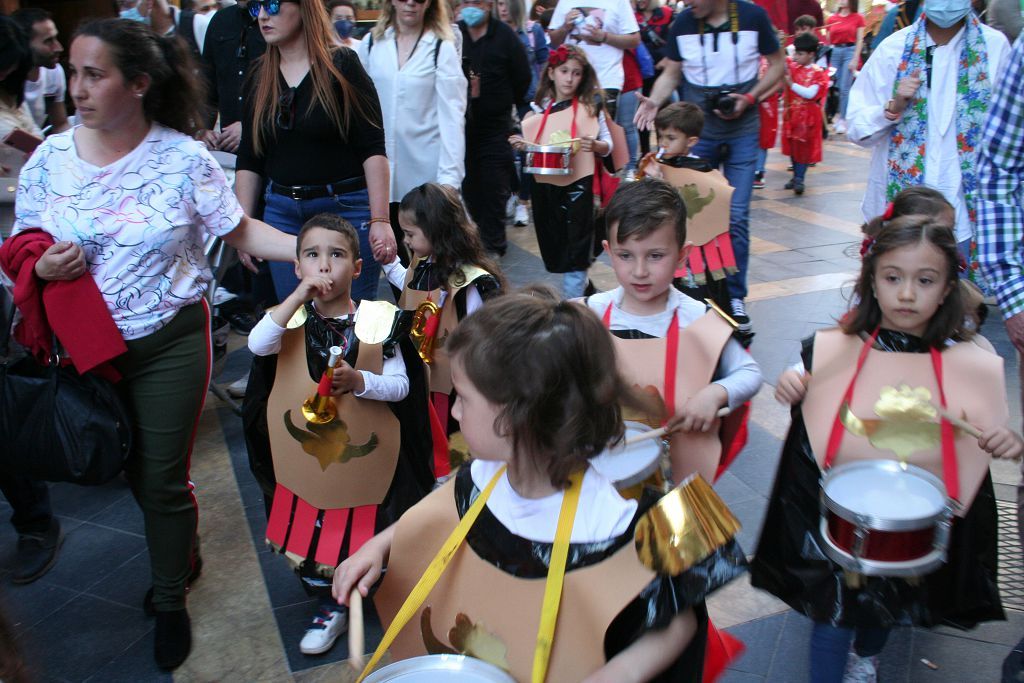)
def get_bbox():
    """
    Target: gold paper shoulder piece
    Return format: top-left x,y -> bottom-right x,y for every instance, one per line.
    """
354,300 -> 400,345
265,305 -> 308,330
634,474 -> 741,576
704,299 -> 739,330
450,265 -> 490,290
